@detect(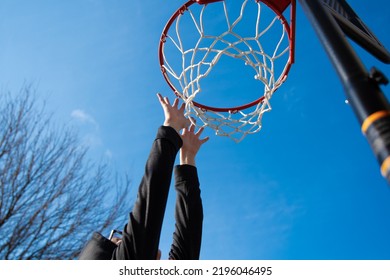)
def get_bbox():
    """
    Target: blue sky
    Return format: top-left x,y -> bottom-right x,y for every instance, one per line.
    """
0,0 -> 389,260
